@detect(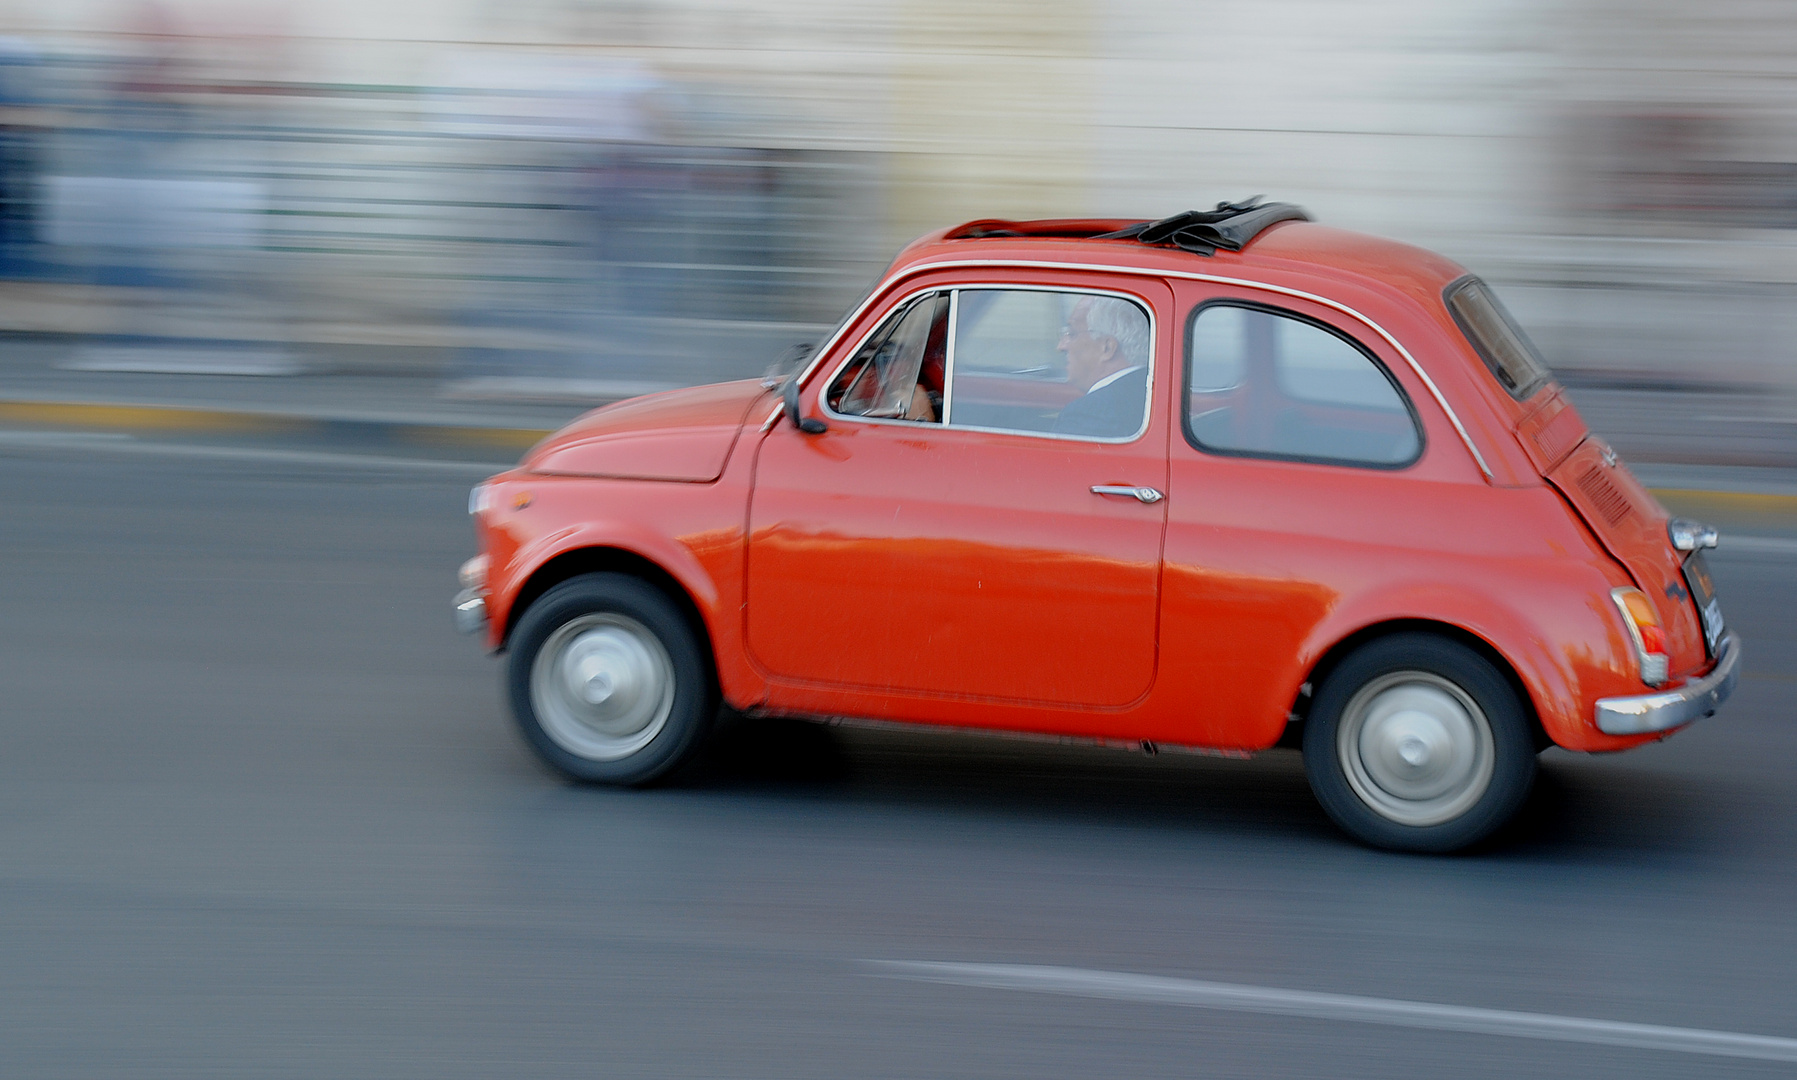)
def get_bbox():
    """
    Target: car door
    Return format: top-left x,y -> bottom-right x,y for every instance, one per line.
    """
745,276 -> 1172,710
